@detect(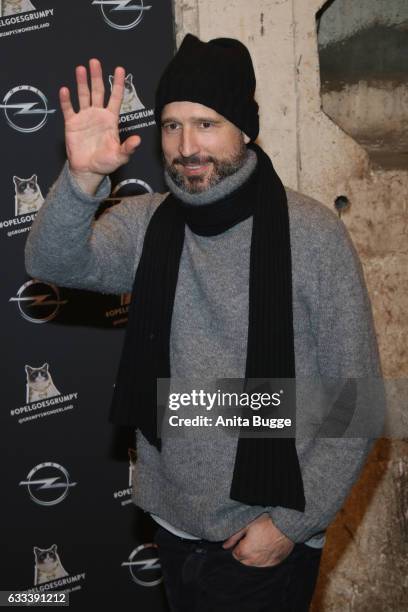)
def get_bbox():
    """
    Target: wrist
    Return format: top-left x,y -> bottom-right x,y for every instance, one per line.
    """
68,165 -> 106,196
